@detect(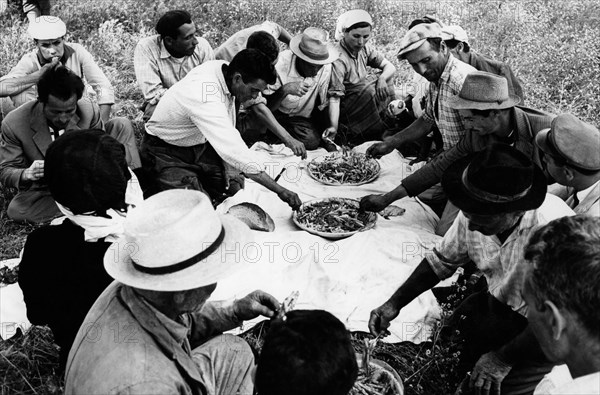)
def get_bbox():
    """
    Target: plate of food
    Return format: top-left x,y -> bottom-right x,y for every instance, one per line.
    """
307,151 -> 380,186
292,198 -> 377,239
